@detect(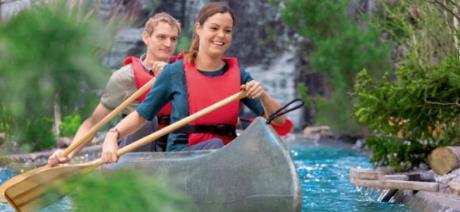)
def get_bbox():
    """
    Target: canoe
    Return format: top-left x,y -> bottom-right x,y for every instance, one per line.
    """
102,117 -> 302,212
